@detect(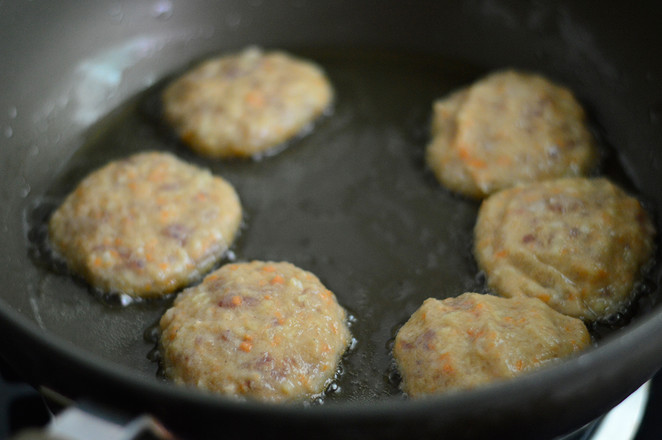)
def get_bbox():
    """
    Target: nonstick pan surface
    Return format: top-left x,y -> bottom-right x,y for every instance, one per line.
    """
2,1 -> 662,439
